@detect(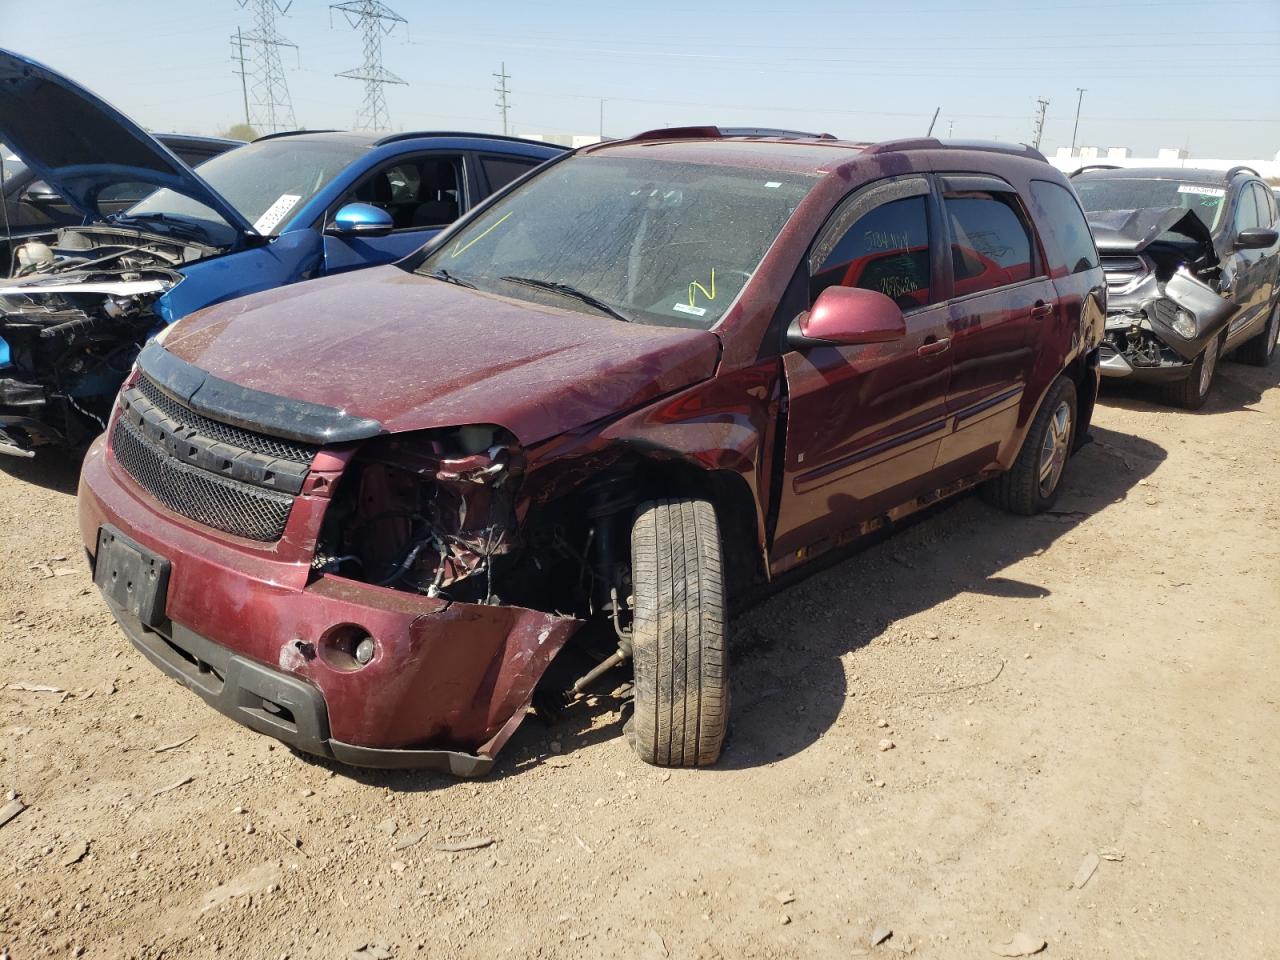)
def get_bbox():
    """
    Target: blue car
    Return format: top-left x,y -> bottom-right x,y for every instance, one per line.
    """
0,49 -> 564,455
